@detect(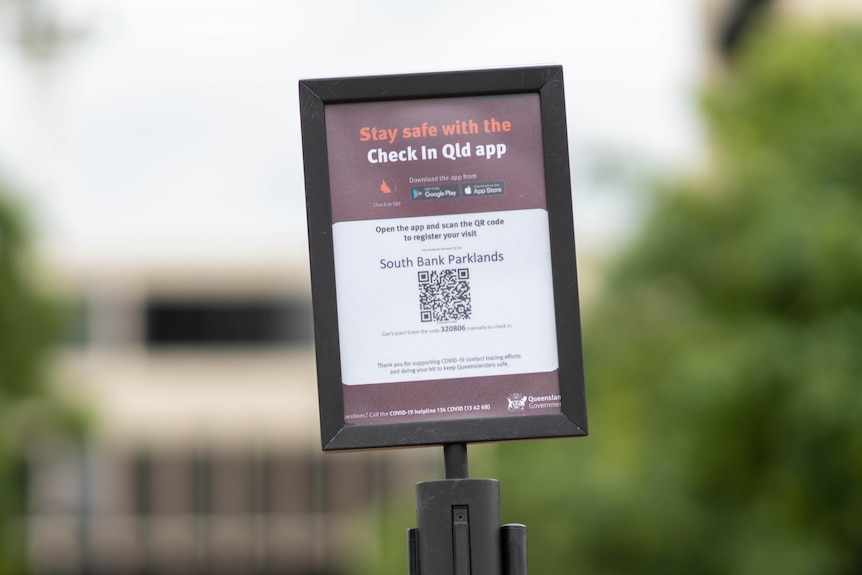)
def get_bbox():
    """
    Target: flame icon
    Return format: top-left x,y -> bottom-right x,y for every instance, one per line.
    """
380,179 -> 392,194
